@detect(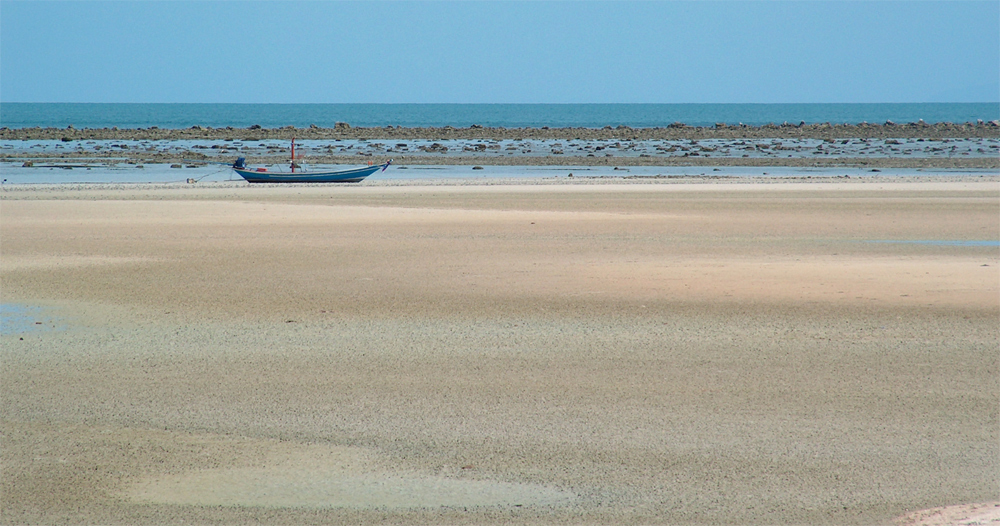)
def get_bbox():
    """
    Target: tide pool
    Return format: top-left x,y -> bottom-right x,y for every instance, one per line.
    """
0,303 -> 64,335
